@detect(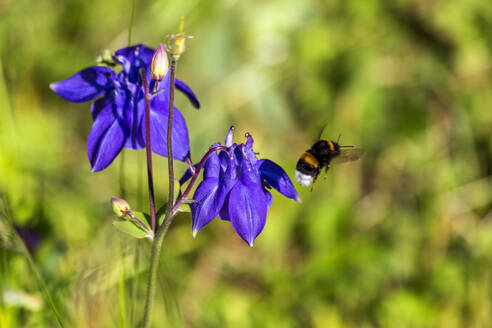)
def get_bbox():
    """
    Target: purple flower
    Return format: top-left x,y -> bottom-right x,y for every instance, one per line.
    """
50,44 -> 200,172
187,127 -> 300,246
